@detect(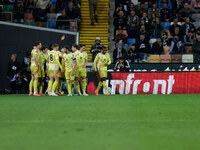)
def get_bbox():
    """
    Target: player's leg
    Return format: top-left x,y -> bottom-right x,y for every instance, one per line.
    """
80,68 -> 88,96
33,67 -> 40,96
102,70 -> 110,95
75,69 -> 81,95
51,70 -> 60,96
47,70 -> 54,95
39,68 -> 45,96
29,66 -> 35,96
